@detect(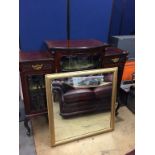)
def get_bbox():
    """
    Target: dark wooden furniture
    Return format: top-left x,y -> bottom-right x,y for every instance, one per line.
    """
45,40 -> 128,115
45,40 -> 128,86
126,149 -> 135,155
19,51 -> 54,135
45,40 -> 109,72
103,47 -> 128,114
20,39 -> 128,135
